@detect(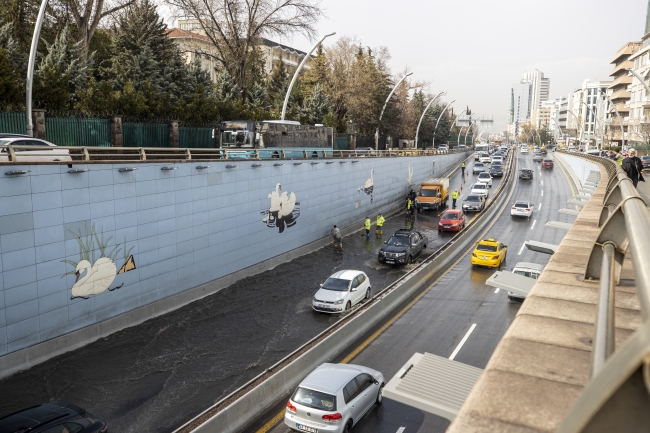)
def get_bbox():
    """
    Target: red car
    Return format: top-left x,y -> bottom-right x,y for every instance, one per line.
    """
542,159 -> 554,169
438,209 -> 466,233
